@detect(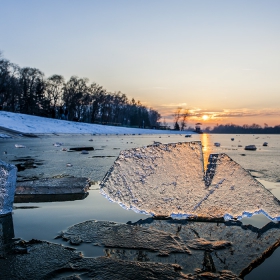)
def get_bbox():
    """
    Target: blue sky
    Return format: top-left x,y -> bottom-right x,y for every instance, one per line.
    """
1,0 -> 280,126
